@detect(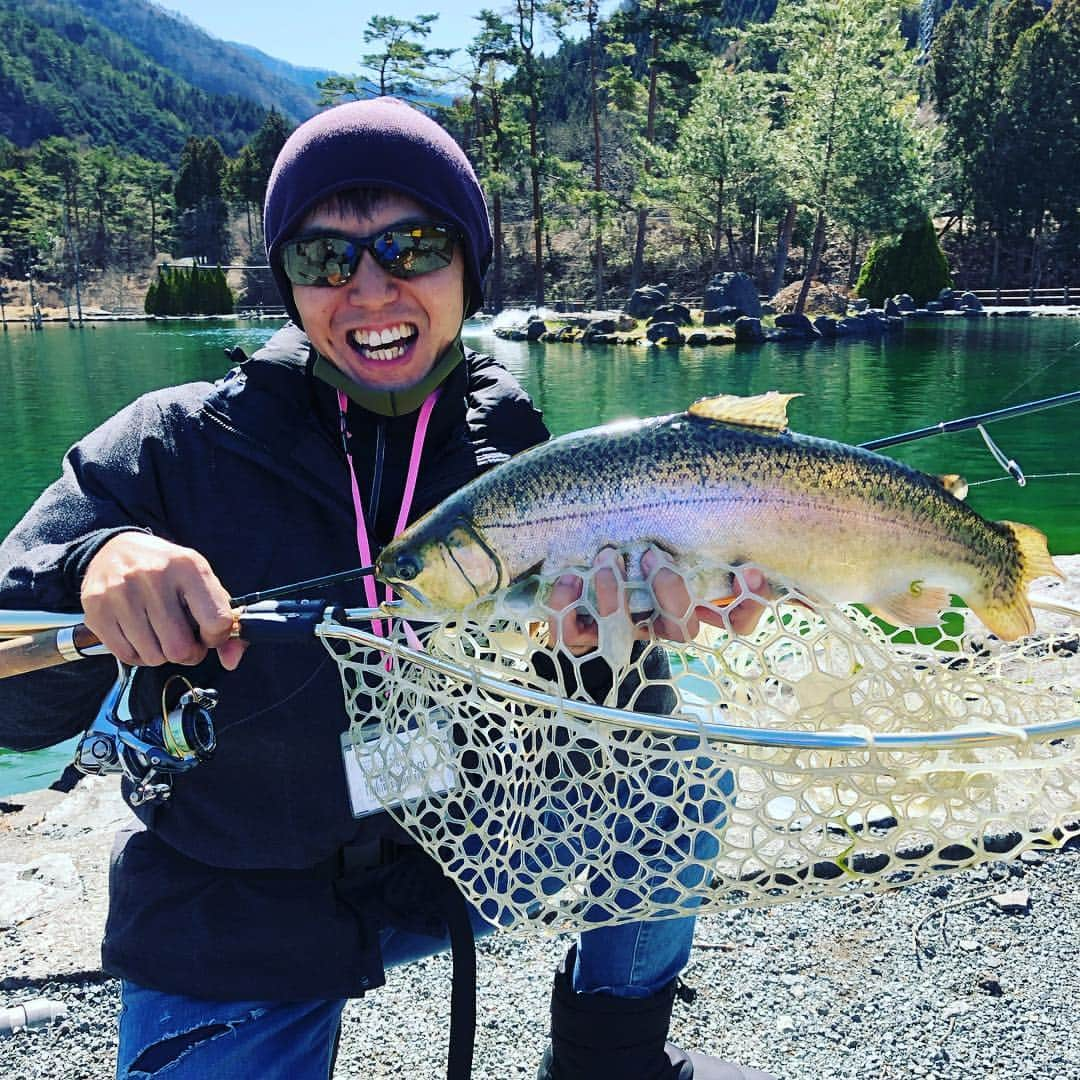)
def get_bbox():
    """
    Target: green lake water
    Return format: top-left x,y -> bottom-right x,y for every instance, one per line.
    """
1,313 -> 1078,794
